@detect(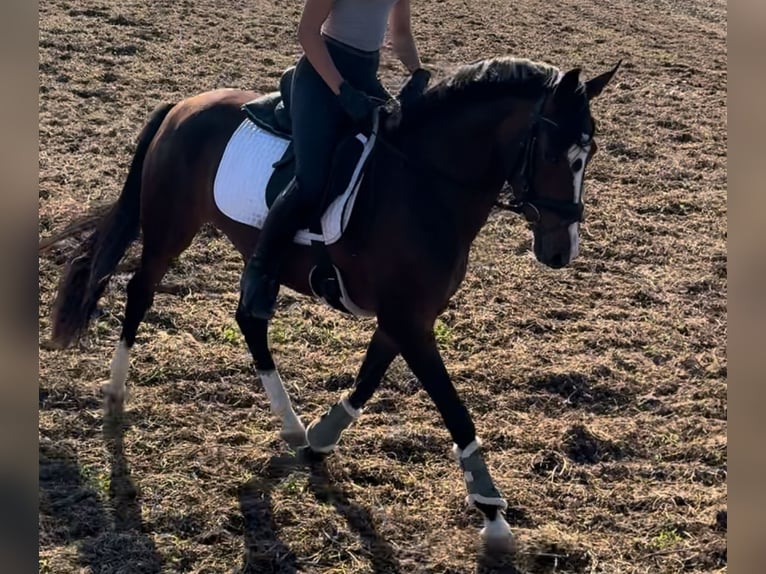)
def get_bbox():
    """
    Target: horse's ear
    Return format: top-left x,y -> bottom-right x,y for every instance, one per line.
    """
554,68 -> 581,102
585,60 -> 622,100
